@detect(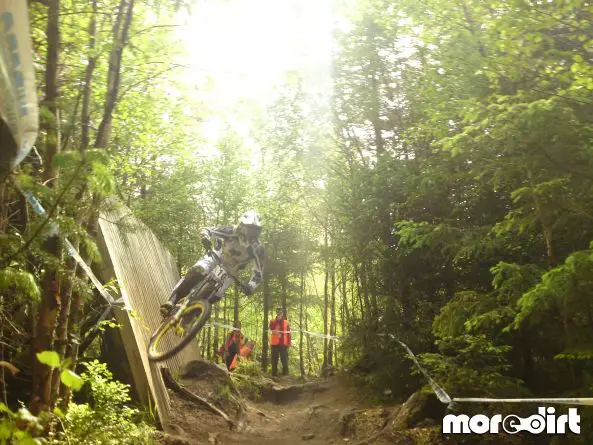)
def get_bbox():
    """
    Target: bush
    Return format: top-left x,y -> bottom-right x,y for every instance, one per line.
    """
234,359 -> 262,378
418,335 -> 529,399
50,360 -> 156,445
